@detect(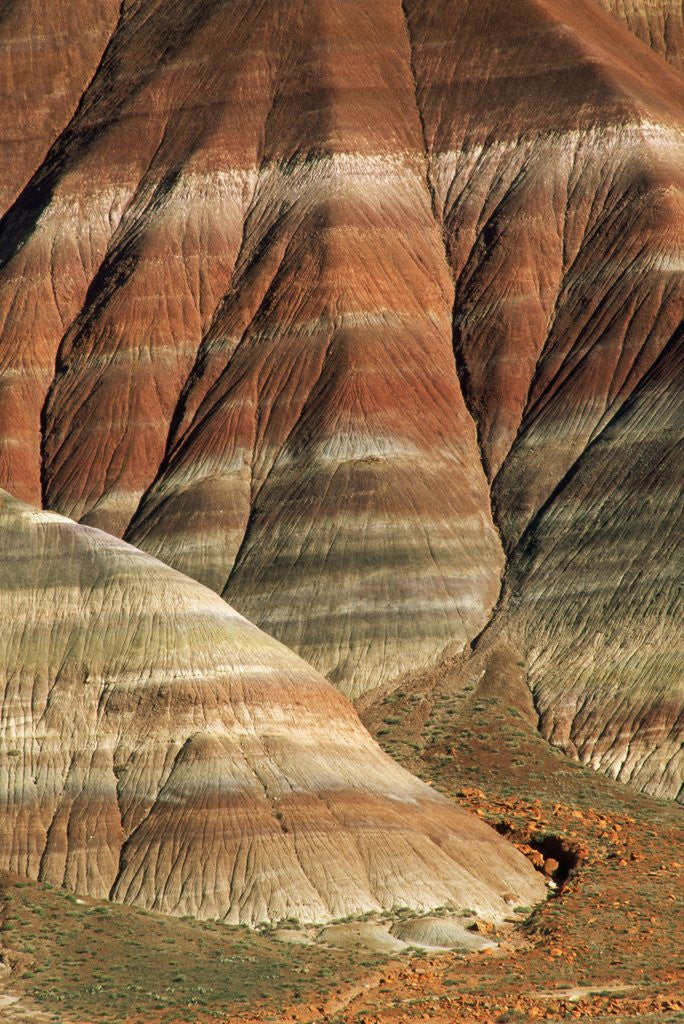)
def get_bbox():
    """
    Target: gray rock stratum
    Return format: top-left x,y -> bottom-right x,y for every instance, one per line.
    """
0,491 -> 546,923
